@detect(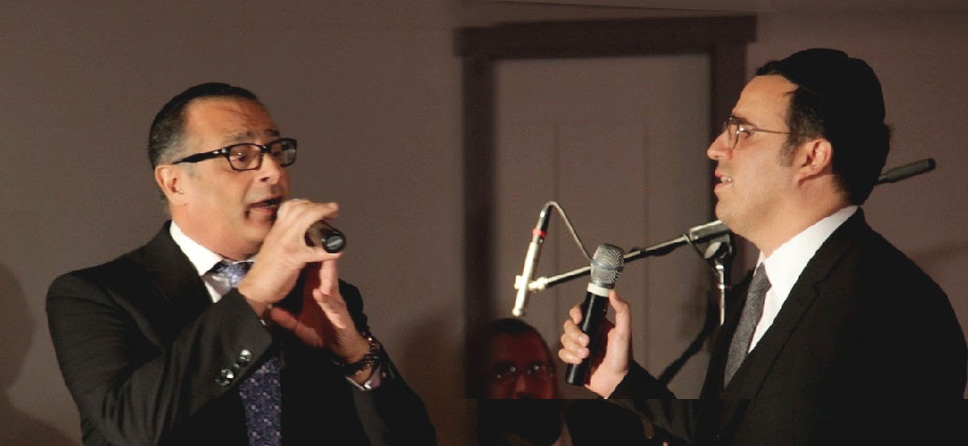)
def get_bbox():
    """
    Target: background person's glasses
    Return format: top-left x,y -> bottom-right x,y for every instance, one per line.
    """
172,137 -> 297,171
489,362 -> 555,385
